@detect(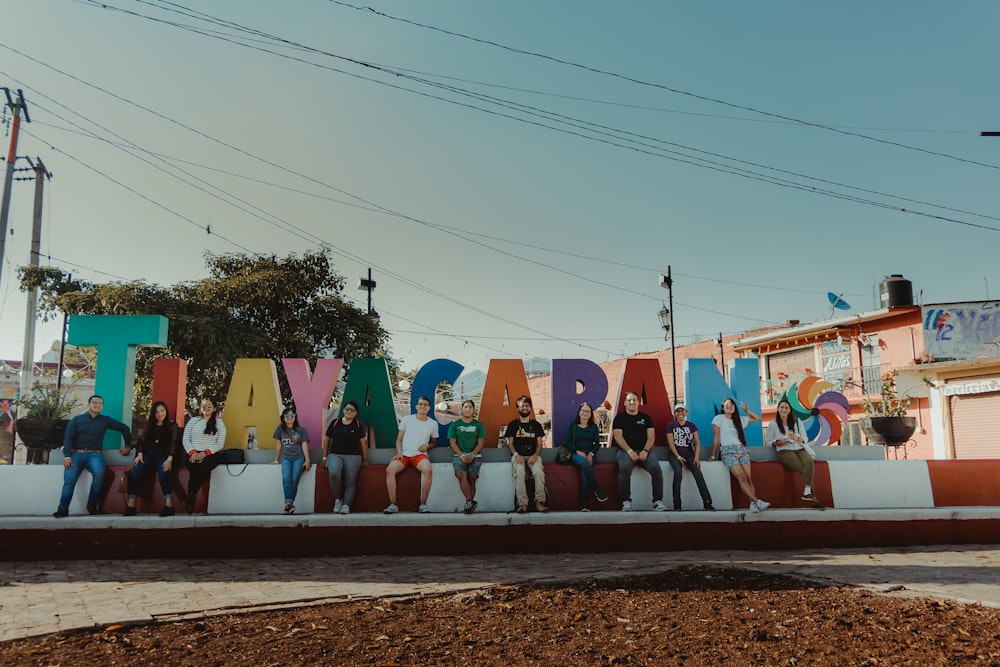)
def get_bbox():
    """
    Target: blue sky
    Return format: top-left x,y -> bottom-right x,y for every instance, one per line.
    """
1,1 -> 998,377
